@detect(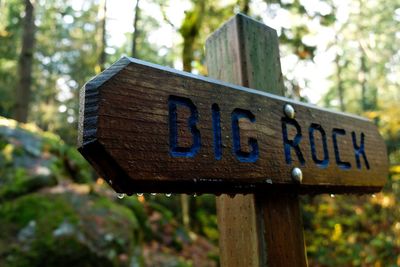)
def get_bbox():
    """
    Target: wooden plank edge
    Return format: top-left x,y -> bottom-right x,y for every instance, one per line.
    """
78,56 -> 132,148
76,140 -> 385,195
